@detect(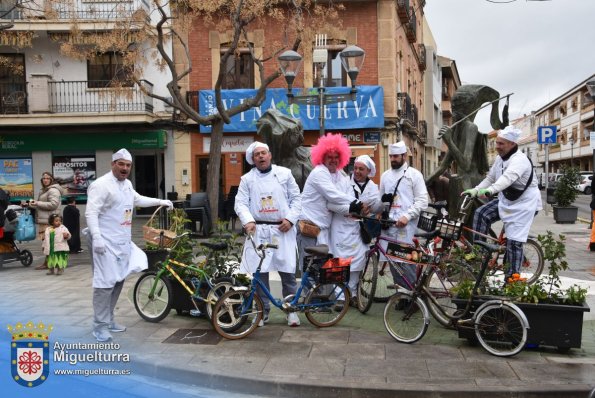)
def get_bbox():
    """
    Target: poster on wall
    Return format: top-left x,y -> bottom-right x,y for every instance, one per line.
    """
52,156 -> 96,201
0,158 -> 33,201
